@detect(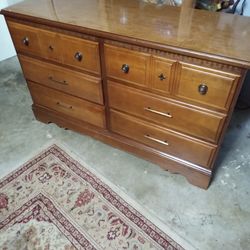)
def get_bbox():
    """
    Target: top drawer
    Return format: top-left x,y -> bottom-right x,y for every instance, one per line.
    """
7,21 -> 41,56
174,63 -> 240,111
104,44 -> 176,95
104,44 -> 151,87
7,21 -> 101,74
